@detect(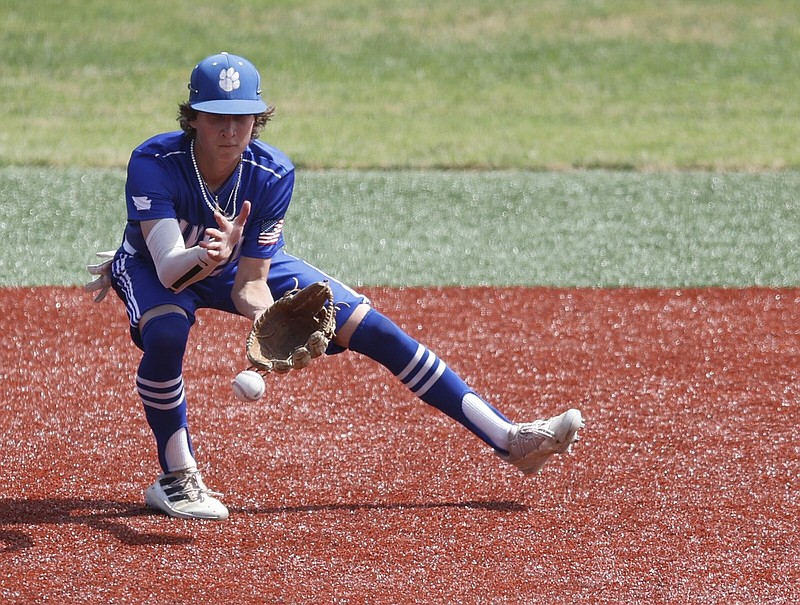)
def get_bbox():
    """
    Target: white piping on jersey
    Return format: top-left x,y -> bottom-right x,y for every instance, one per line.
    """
114,254 -> 141,327
151,149 -> 283,179
278,250 -> 368,302
122,237 -> 136,256
180,221 -> 204,248
154,150 -> 186,159
243,157 -> 283,179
